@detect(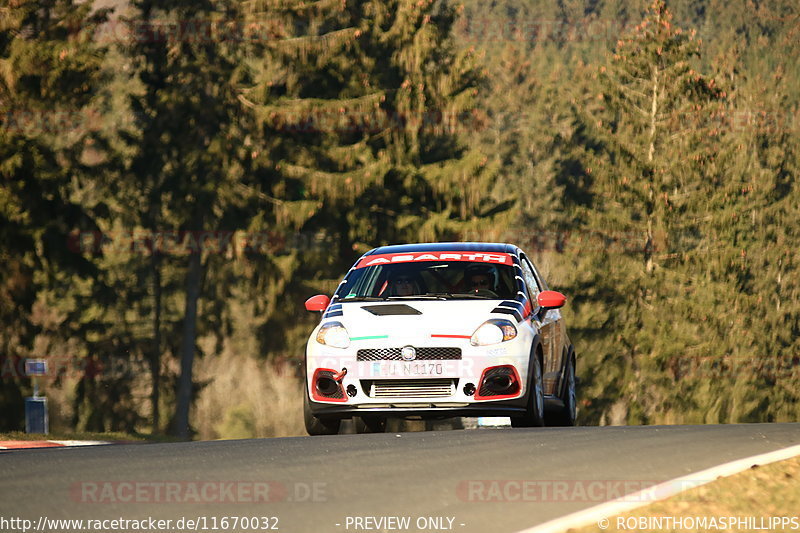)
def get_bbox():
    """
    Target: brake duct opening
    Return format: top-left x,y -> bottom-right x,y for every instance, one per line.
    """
312,368 -> 348,402
475,365 -> 521,400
